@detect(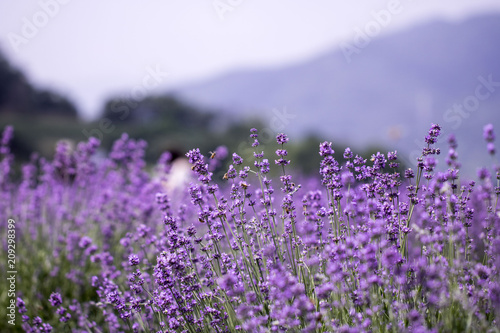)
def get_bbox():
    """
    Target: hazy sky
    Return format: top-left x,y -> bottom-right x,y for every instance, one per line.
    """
1,1 -> 500,119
